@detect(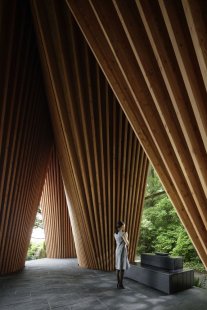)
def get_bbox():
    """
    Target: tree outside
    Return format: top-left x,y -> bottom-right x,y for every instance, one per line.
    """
137,165 -> 205,273
27,207 -> 47,260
